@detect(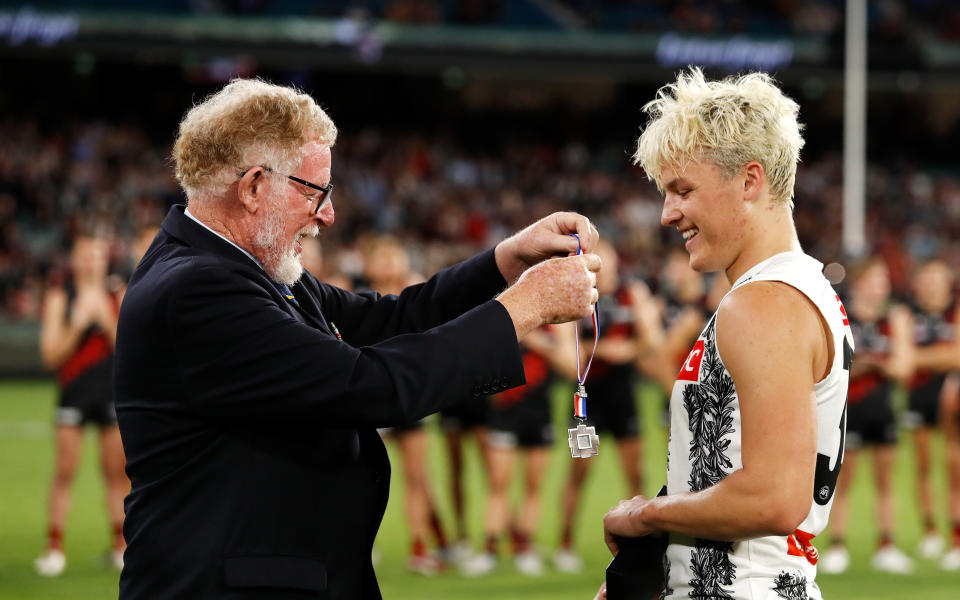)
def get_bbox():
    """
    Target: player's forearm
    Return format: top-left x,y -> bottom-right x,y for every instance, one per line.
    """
639,470 -> 809,541
99,317 -> 119,348
39,324 -> 86,370
596,338 -> 638,363
913,345 -> 960,372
